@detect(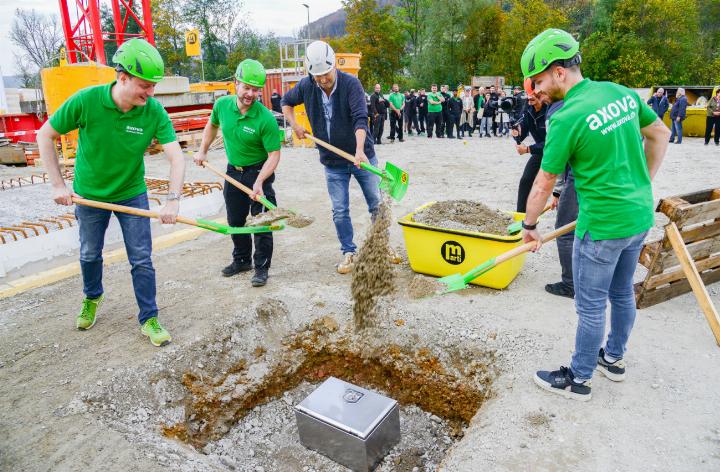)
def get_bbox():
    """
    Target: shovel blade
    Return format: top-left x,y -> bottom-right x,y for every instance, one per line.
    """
196,219 -> 284,234
379,161 -> 409,201
437,273 -> 468,293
